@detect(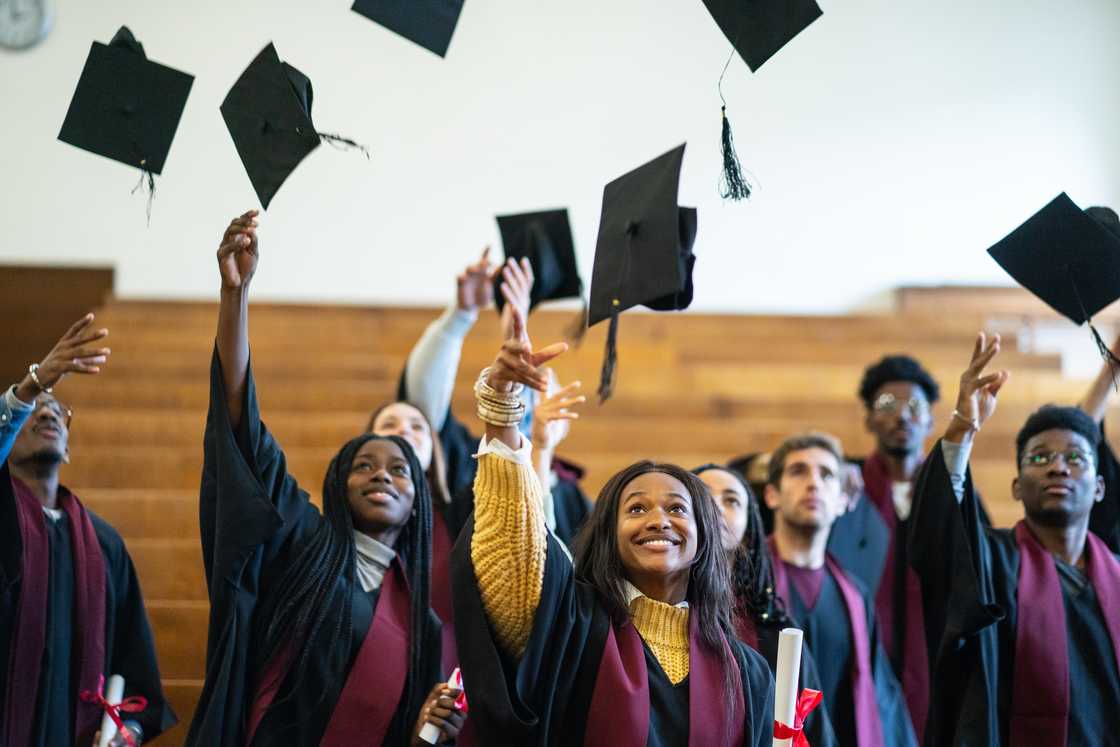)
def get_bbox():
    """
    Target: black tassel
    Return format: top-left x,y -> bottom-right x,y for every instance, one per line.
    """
564,297 -> 589,346
131,167 -> 155,226
1088,322 -> 1120,391
719,106 -> 751,201
598,310 -> 619,404
318,131 -> 371,159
